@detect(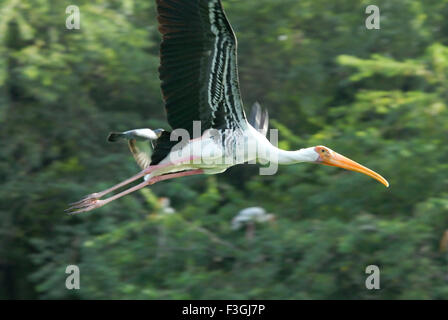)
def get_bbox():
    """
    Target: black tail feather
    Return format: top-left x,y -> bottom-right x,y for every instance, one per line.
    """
107,132 -> 124,142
